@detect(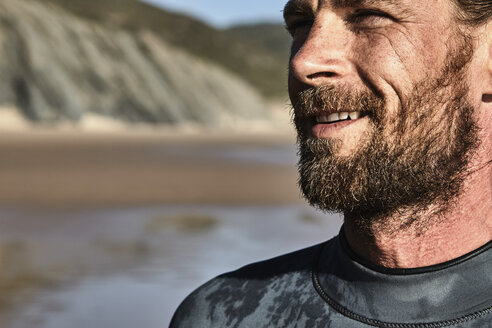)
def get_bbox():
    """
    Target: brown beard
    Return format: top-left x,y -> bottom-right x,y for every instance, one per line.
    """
293,35 -> 479,232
